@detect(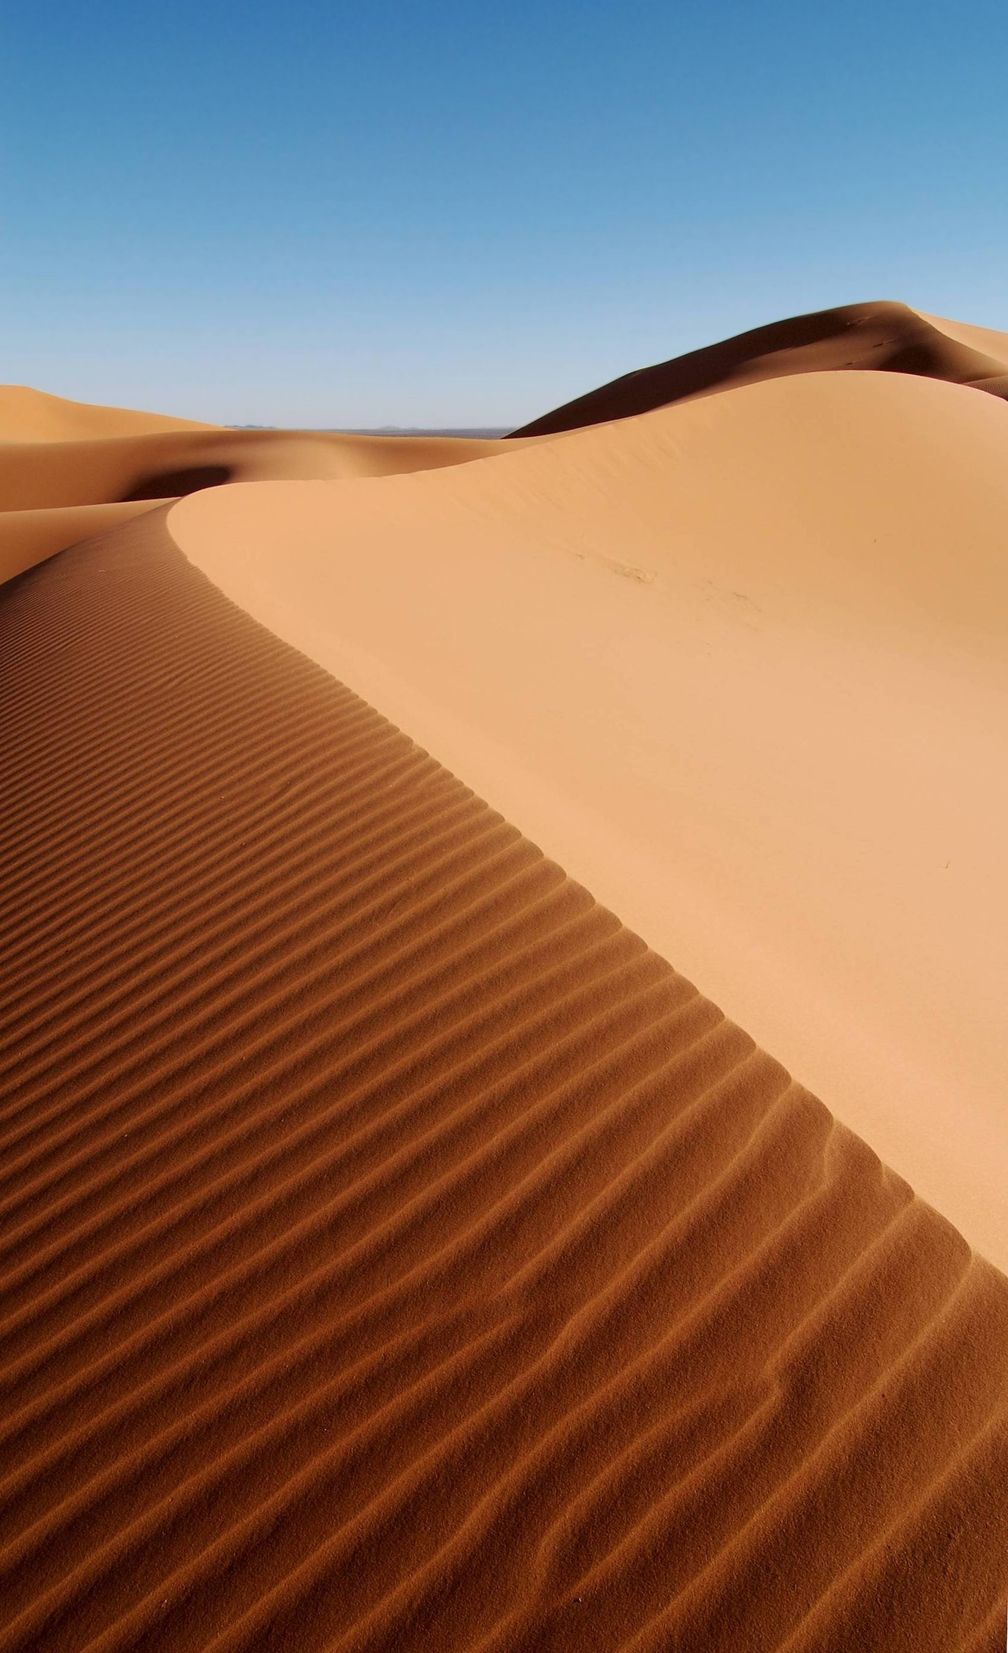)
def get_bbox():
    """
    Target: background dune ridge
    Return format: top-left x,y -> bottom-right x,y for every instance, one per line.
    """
0,511 -> 1005,1650
0,385 -> 217,443
510,299 -> 1008,435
